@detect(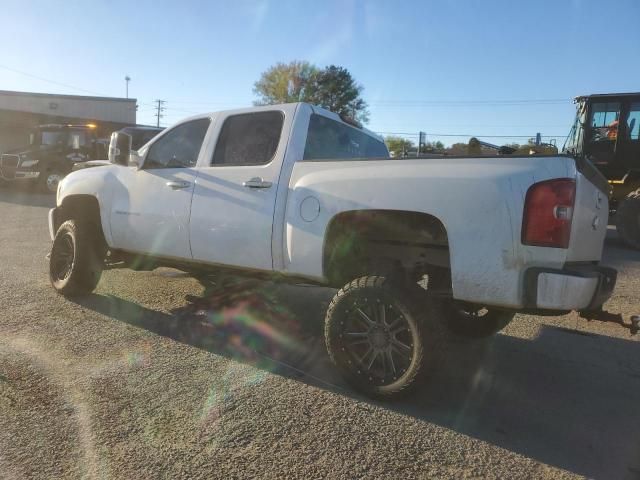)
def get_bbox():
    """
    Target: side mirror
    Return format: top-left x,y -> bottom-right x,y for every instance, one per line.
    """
108,132 -> 132,166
